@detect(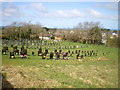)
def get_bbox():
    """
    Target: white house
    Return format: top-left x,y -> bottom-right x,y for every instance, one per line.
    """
110,32 -> 118,38
39,36 -> 50,40
101,33 -> 107,44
